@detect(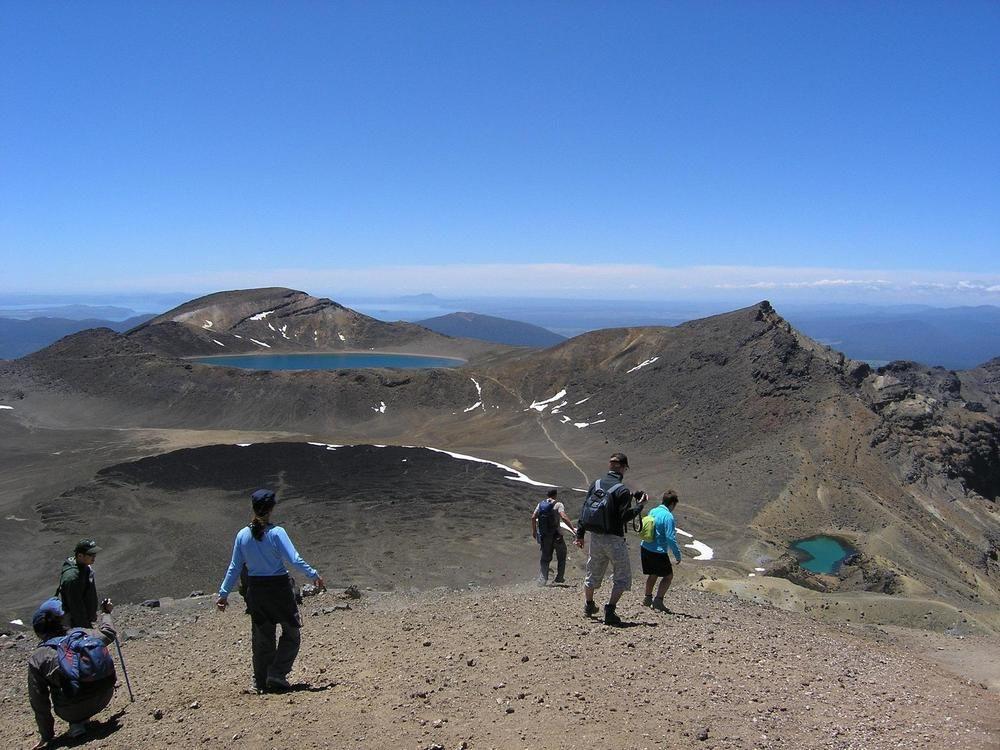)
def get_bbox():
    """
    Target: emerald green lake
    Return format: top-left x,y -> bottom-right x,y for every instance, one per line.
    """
791,535 -> 856,574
